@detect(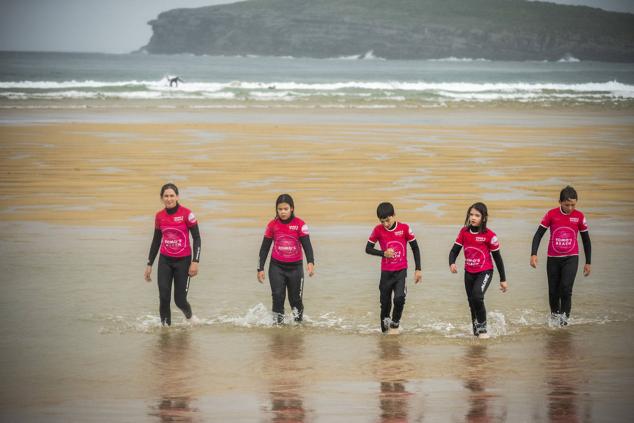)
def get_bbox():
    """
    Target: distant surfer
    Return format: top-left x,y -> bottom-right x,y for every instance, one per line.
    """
168,76 -> 183,87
